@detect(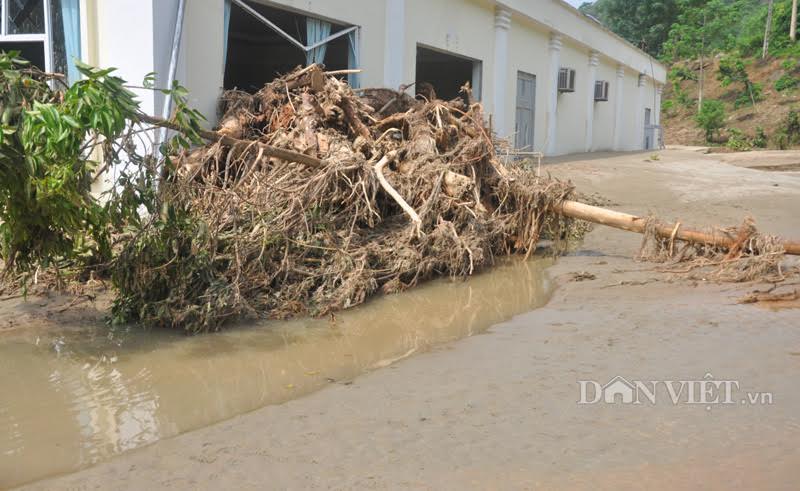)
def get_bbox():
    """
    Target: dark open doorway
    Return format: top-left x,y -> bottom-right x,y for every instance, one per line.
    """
415,45 -> 481,103
224,1 -> 350,92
